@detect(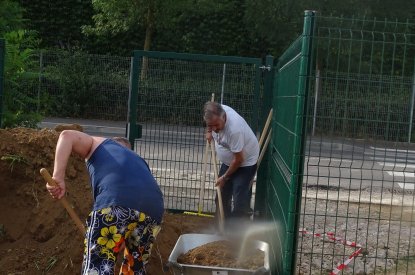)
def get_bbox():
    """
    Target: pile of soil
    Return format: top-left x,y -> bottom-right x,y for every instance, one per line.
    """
0,127 -> 213,274
178,240 -> 264,270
